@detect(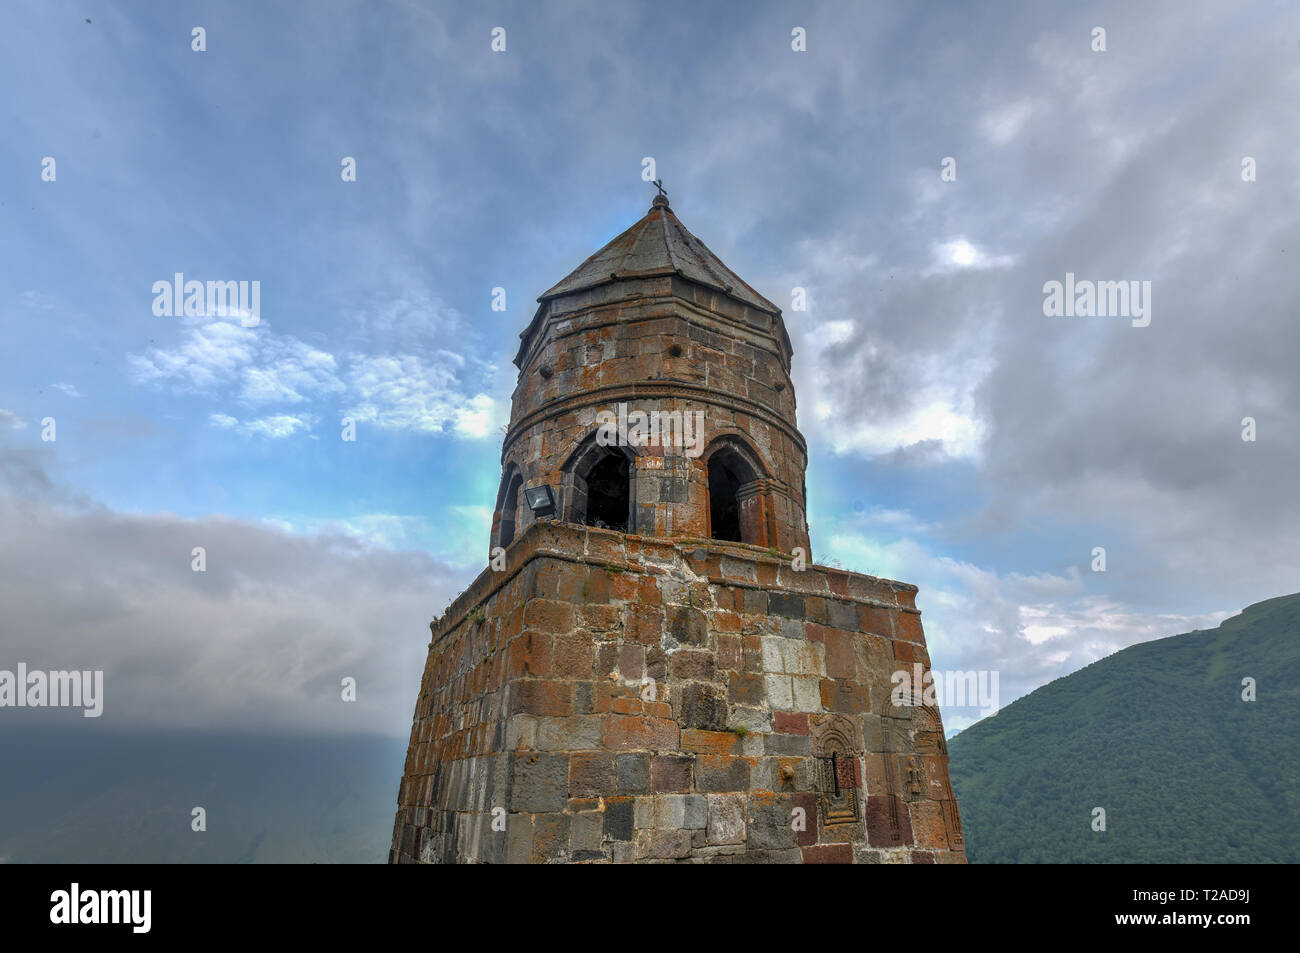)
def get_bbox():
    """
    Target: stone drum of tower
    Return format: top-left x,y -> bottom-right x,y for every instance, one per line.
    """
492,192 -> 812,558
